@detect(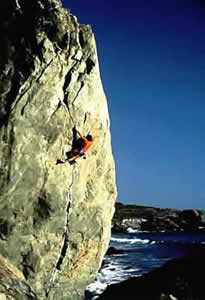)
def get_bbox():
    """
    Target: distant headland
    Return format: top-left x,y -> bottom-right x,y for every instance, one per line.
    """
112,202 -> 205,233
